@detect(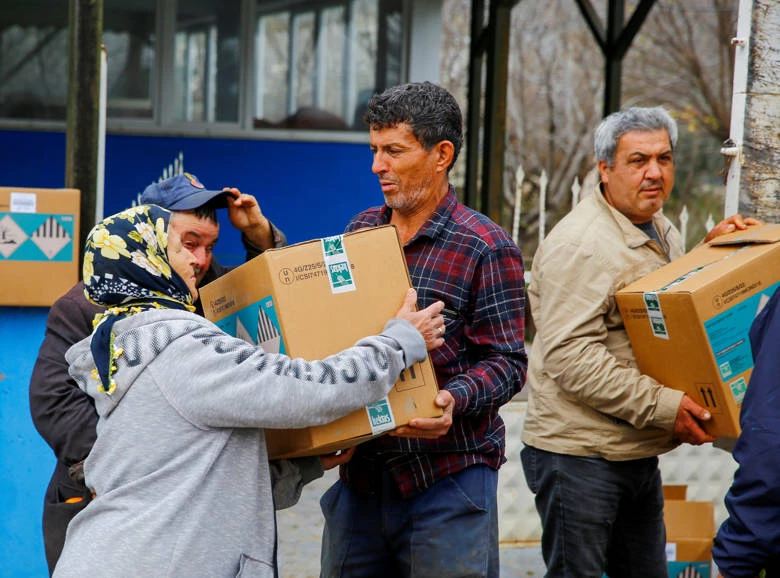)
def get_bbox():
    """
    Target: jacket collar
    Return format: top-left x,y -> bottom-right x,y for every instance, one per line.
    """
593,184 -> 671,255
